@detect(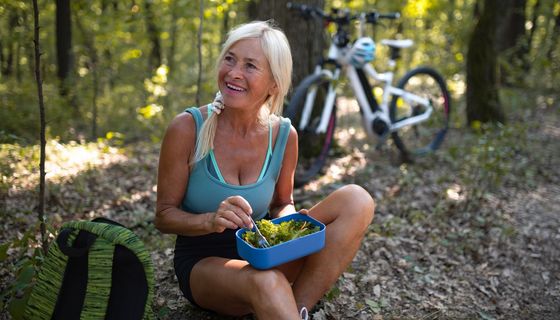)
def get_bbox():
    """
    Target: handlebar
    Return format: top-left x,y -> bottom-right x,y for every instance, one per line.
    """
287,2 -> 400,26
